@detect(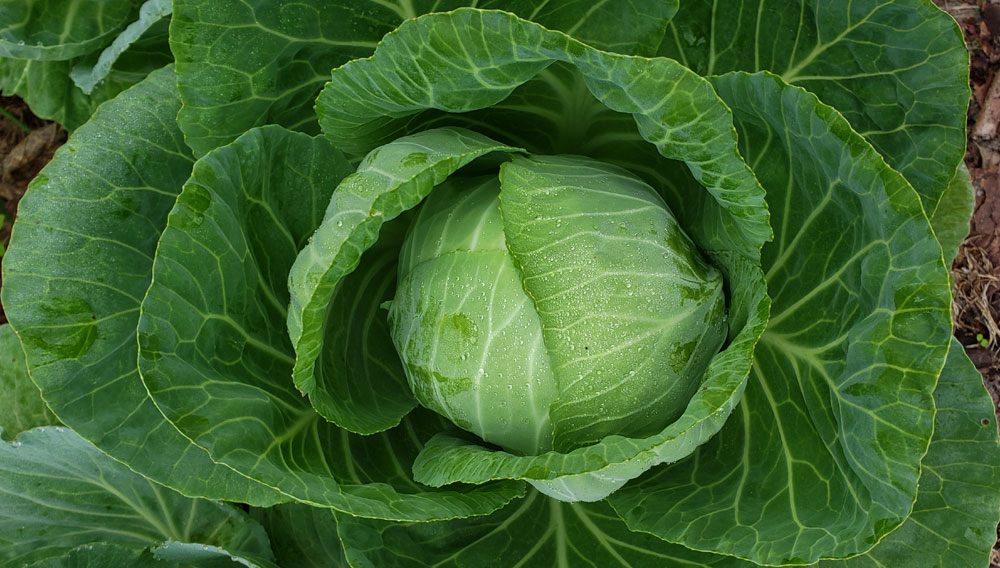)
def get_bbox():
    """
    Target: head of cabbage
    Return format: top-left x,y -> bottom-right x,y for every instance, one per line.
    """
389,154 -> 727,455
2,3 -> 998,568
